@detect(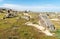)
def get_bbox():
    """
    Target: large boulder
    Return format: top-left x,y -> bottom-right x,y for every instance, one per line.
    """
5,13 -> 14,18
39,14 -> 55,31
